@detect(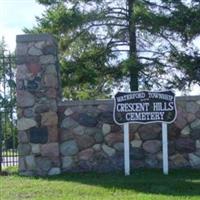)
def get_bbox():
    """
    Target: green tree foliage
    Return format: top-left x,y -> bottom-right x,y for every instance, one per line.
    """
25,0 -> 200,99
0,38 -> 17,150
